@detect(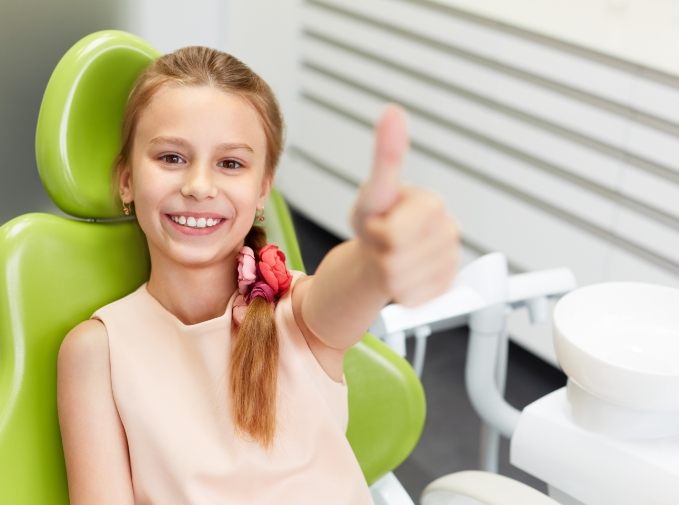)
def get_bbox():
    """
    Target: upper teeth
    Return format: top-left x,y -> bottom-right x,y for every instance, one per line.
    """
171,215 -> 222,228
